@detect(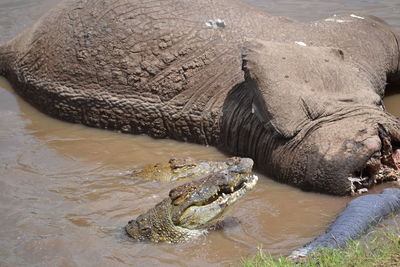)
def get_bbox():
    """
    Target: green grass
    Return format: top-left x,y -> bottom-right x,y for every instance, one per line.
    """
241,227 -> 400,267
